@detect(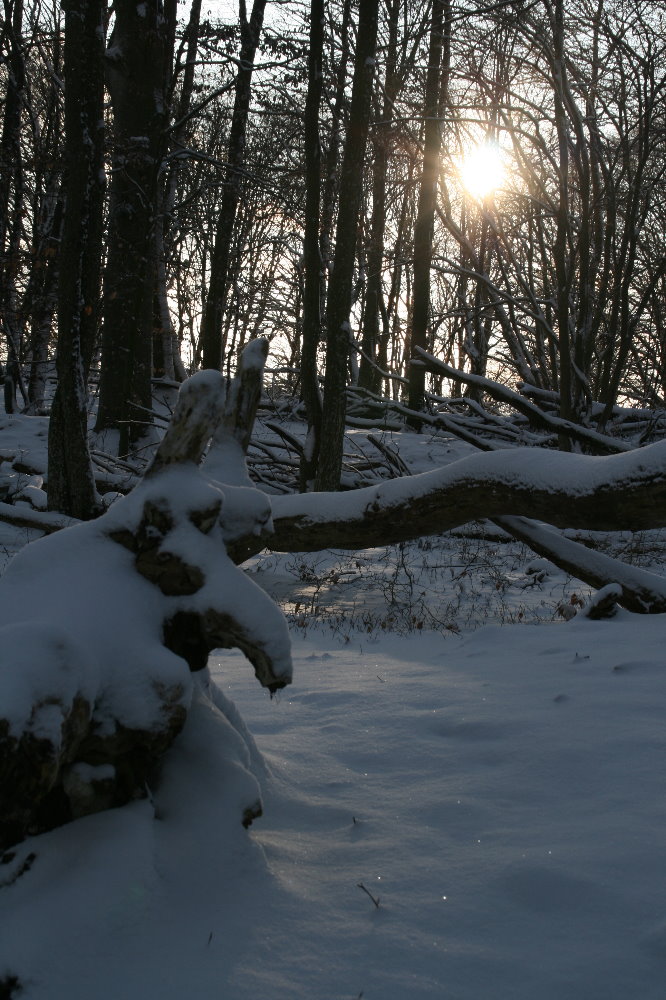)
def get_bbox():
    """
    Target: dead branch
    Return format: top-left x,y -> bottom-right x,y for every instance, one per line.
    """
414,350 -> 628,455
